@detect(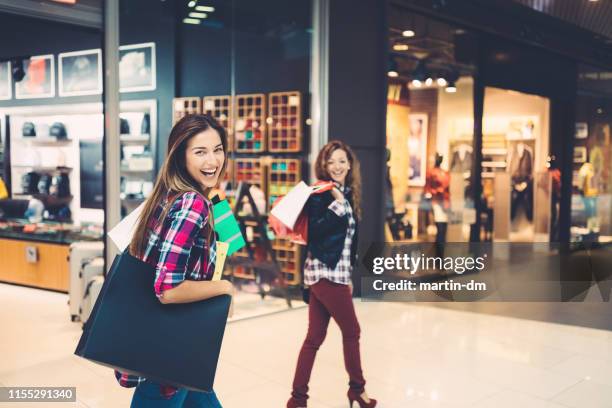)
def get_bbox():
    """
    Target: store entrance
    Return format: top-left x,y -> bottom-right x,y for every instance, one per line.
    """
482,87 -> 551,242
